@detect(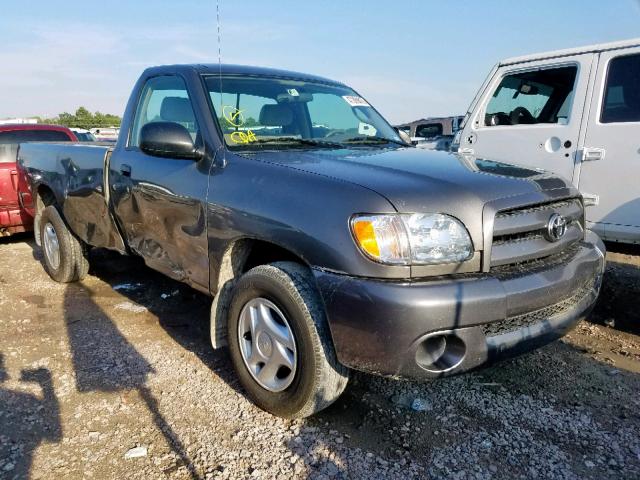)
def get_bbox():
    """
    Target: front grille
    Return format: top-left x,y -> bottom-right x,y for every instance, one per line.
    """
490,198 -> 584,267
482,277 -> 596,337
490,243 -> 581,280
